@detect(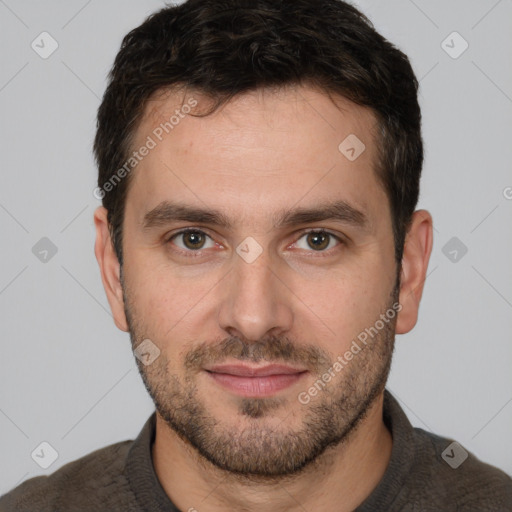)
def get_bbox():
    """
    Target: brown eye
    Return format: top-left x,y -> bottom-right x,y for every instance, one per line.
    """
168,229 -> 215,252
294,230 -> 341,252
182,231 -> 206,250
306,231 -> 330,250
